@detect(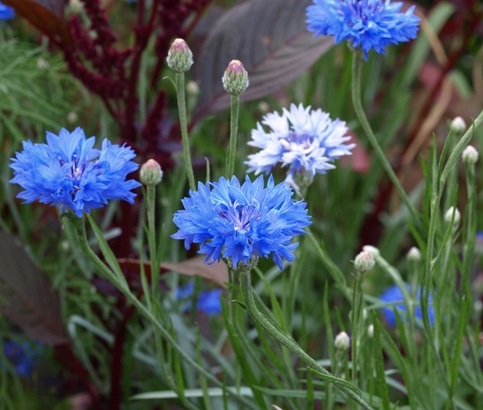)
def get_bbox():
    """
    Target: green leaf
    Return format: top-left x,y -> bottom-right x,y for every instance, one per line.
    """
372,314 -> 391,410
